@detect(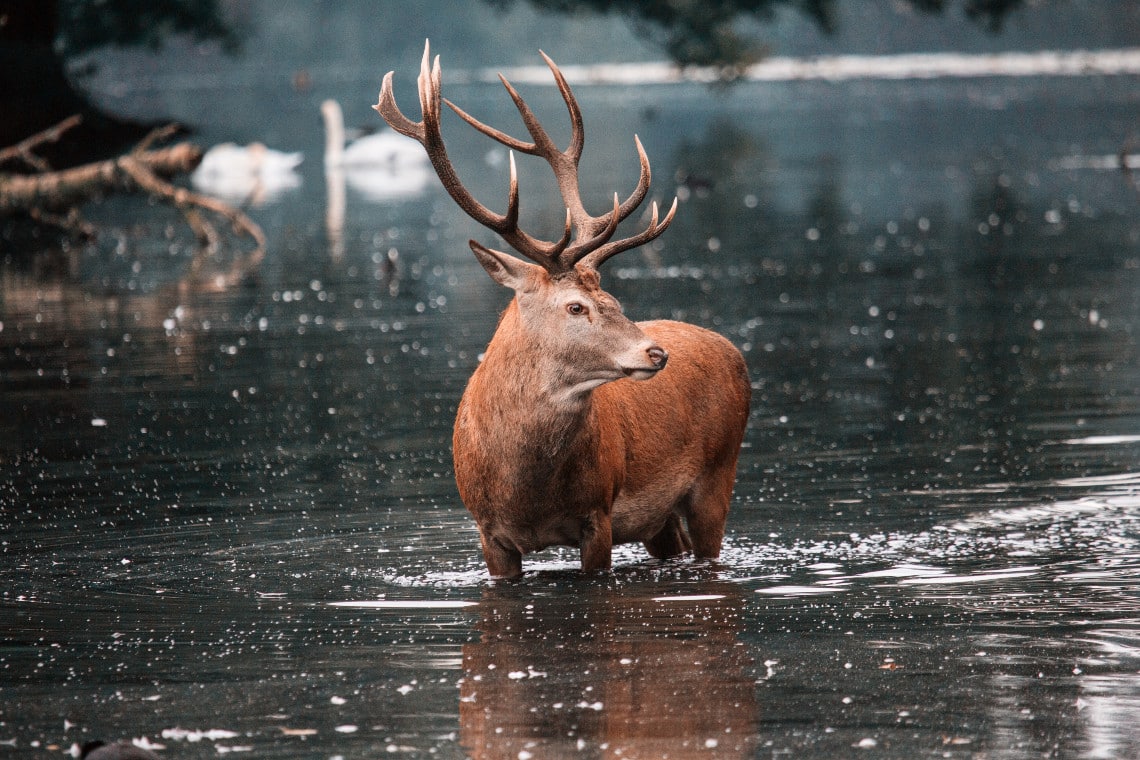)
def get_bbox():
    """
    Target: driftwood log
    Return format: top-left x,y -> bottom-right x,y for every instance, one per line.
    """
0,117 -> 265,263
